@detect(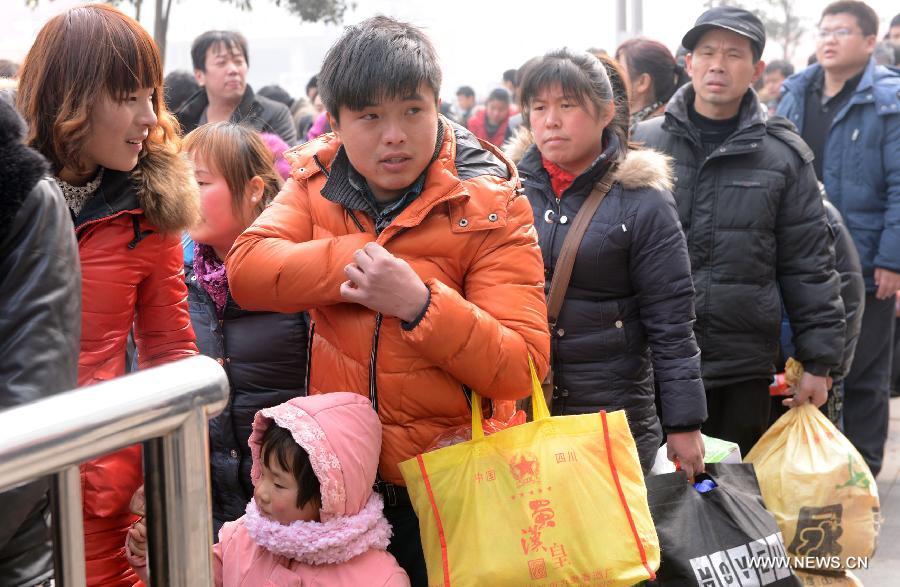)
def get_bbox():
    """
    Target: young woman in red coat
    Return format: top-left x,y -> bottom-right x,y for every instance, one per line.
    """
17,5 -> 199,585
